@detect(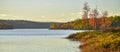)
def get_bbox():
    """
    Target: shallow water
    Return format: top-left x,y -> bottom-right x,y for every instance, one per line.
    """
0,29 -> 82,52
